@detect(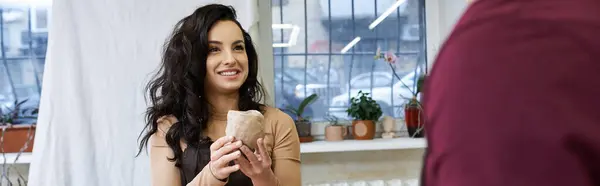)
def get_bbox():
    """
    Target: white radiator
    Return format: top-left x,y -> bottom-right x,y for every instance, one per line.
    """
306,179 -> 419,186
